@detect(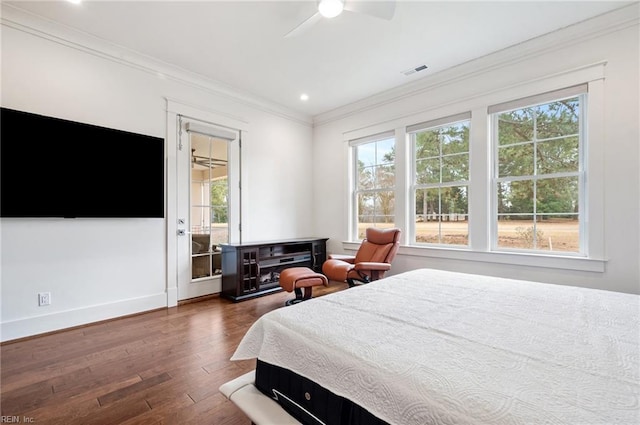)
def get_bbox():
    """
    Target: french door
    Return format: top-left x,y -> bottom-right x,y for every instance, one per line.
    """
176,117 -> 241,301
